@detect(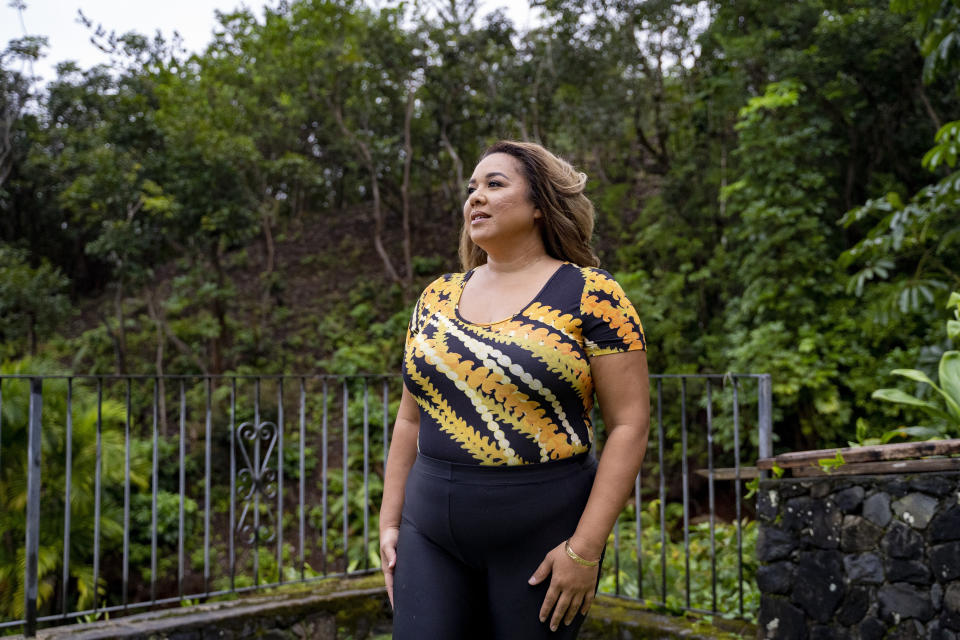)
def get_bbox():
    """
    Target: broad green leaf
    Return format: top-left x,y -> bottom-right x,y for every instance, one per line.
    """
880,428 -> 907,444
939,351 -> 960,420
871,389 -> 955,425
872,388 -> 942,411
949,320 -> 960,342
923,146 -> 944,170
886,426 -> 944,441
891,368 -> 939,388
949,291 -> 960,310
